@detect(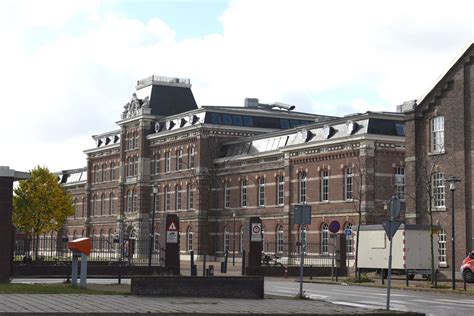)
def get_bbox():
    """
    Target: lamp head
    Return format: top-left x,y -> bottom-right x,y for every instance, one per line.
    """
445,176 -> 461,191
